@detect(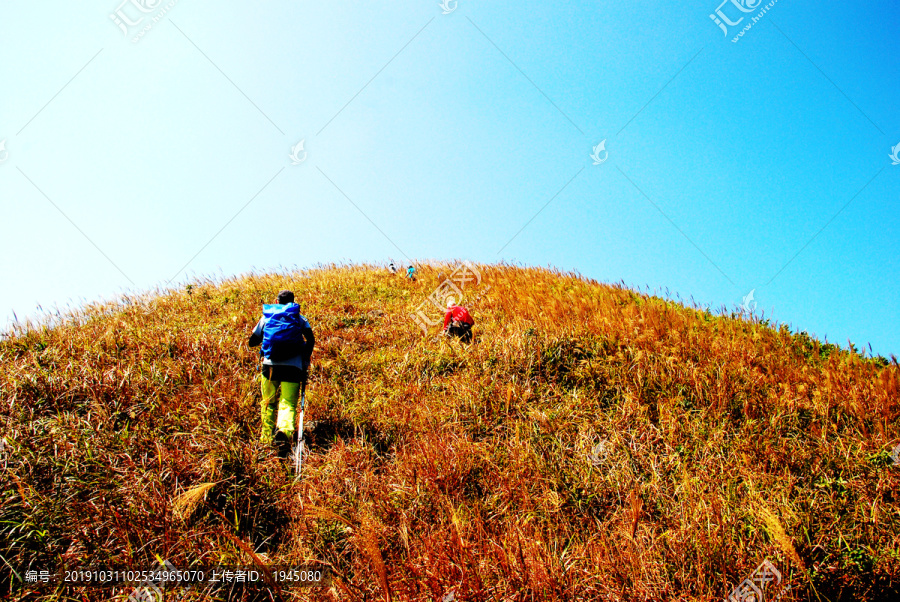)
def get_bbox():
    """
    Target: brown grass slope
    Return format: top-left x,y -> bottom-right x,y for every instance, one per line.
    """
2,263 -> 900,601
